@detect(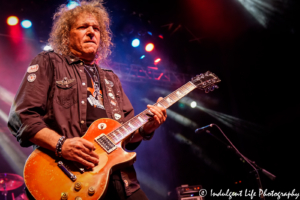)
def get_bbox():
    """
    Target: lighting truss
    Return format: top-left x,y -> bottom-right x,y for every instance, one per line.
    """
103,62 -> 194,87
